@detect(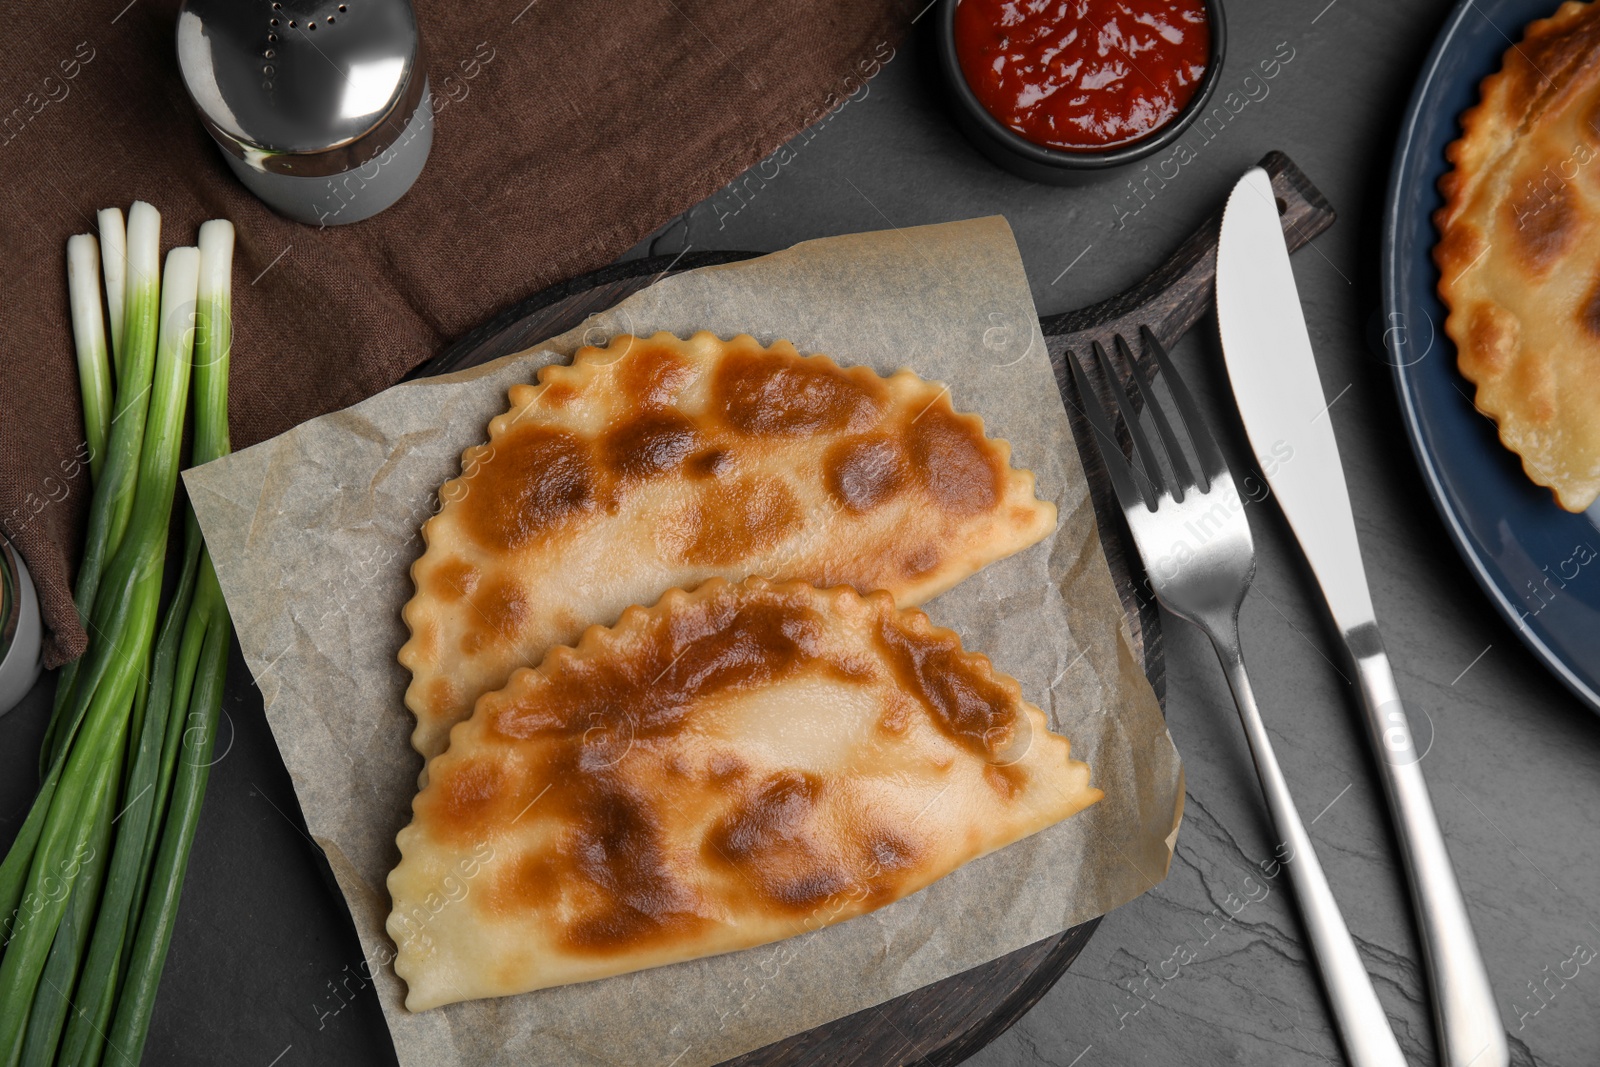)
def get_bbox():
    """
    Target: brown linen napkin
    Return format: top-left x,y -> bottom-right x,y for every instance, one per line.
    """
0,0 -> 914,667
